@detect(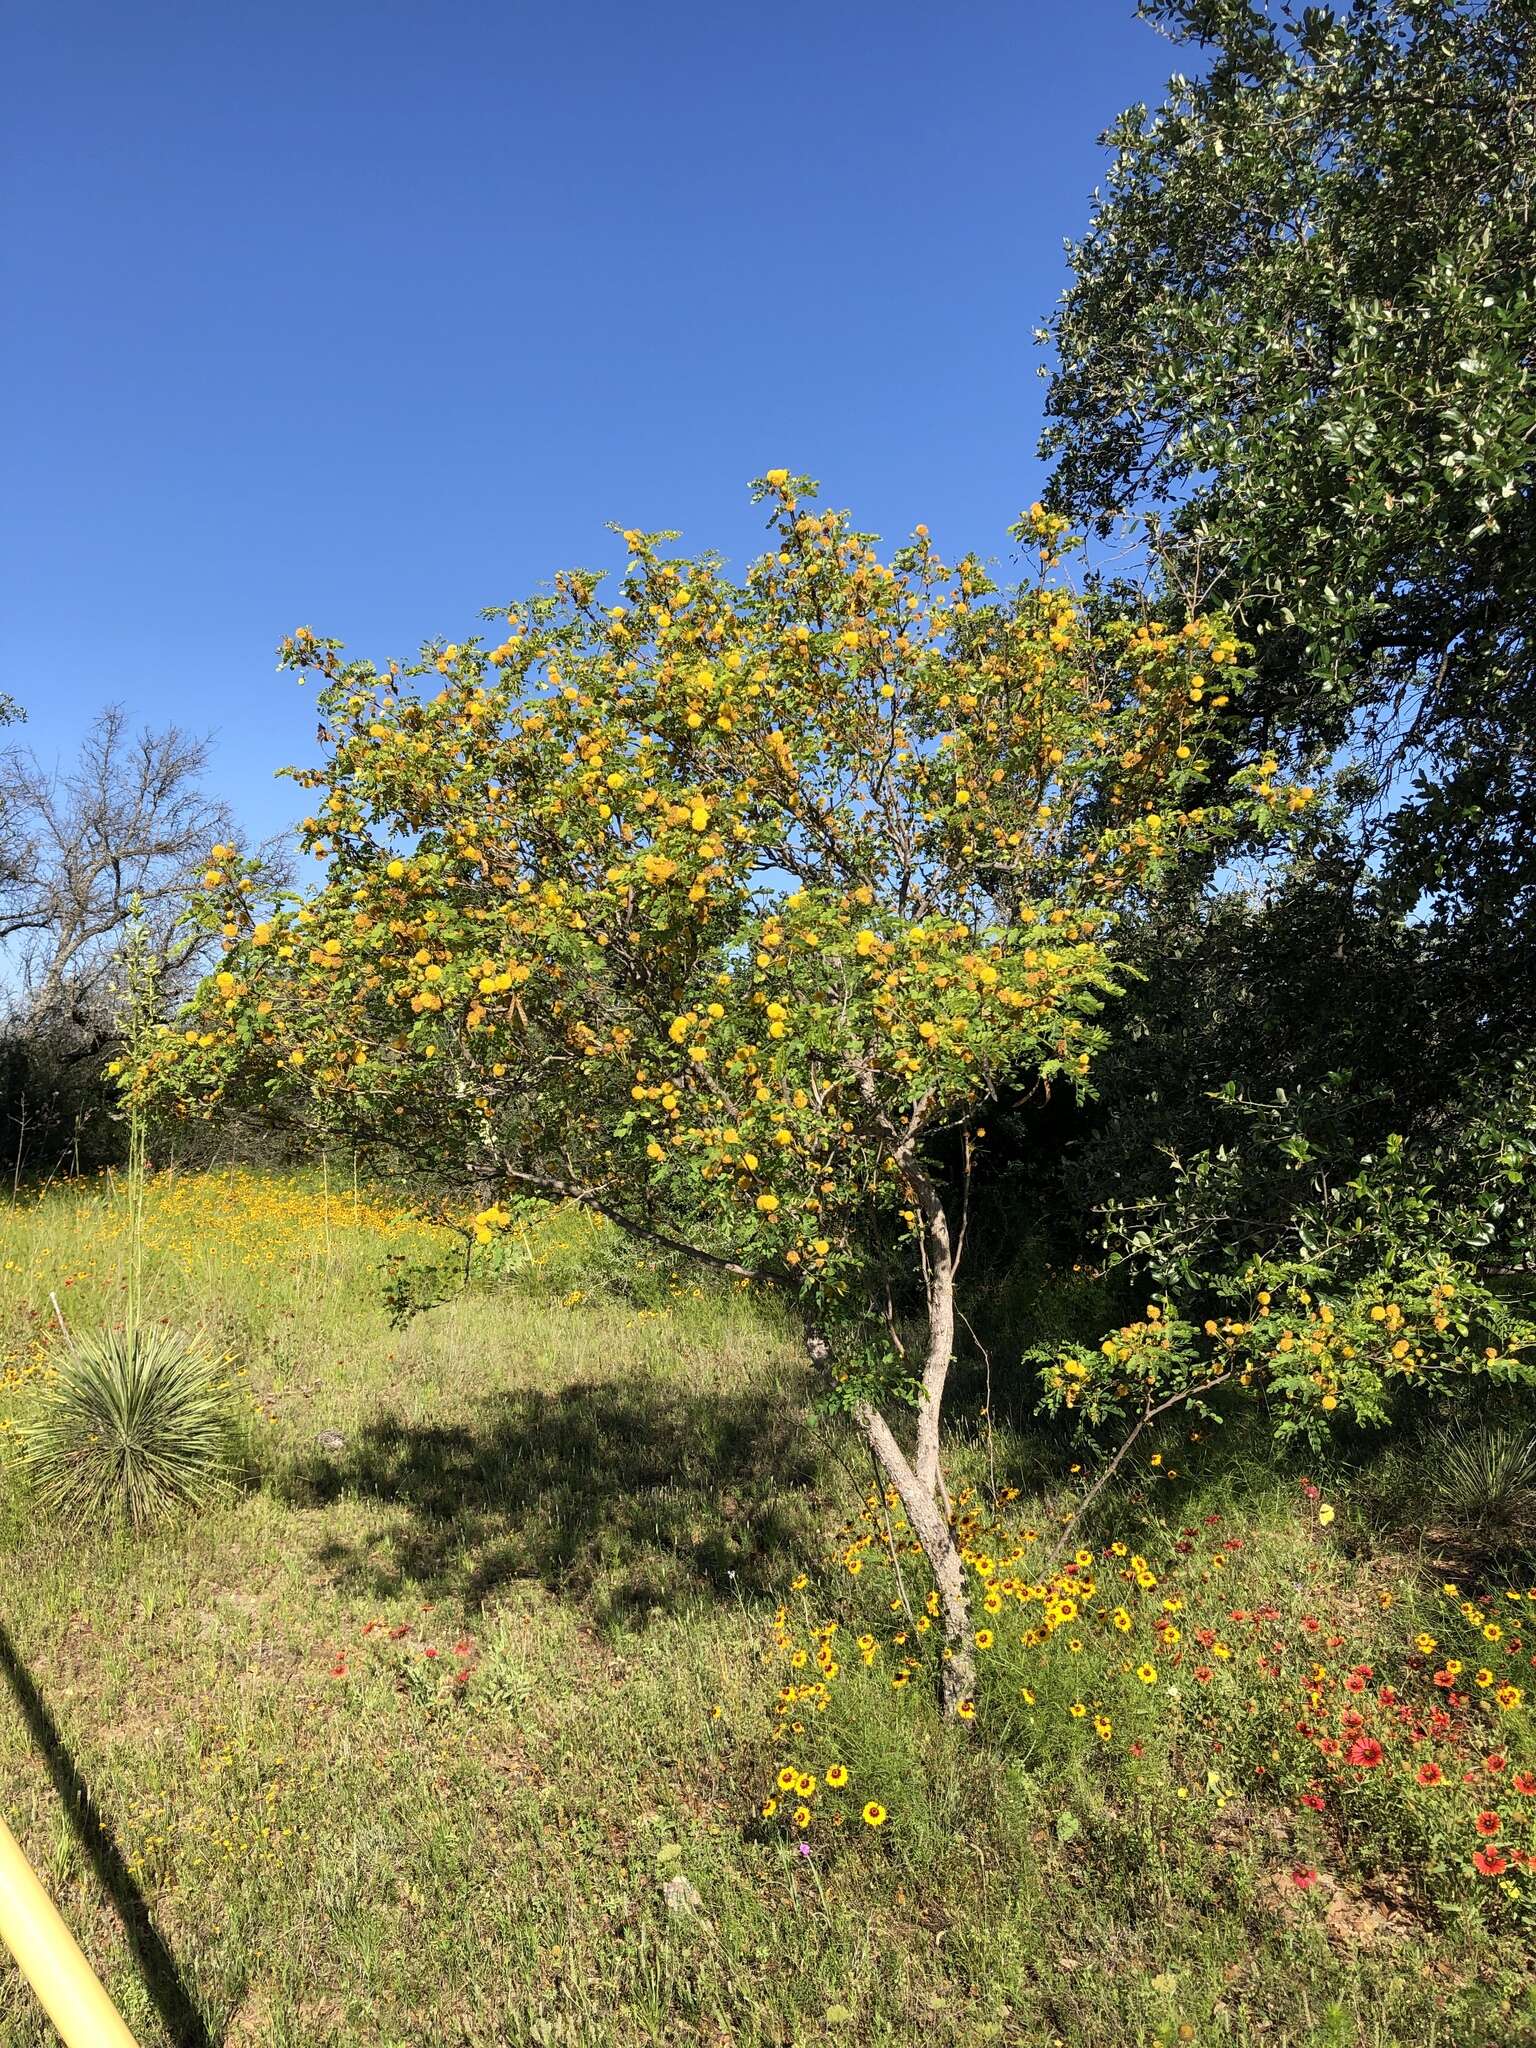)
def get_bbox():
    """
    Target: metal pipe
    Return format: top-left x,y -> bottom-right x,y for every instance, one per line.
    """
0,1810 -> 141,2047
